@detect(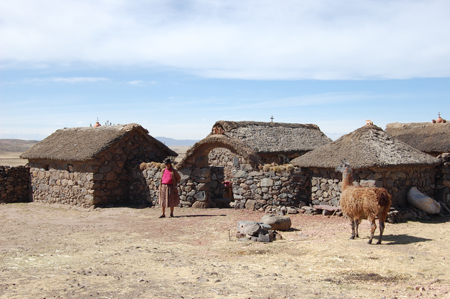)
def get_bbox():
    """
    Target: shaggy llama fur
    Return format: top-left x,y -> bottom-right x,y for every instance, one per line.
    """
337,161 -> 392,244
